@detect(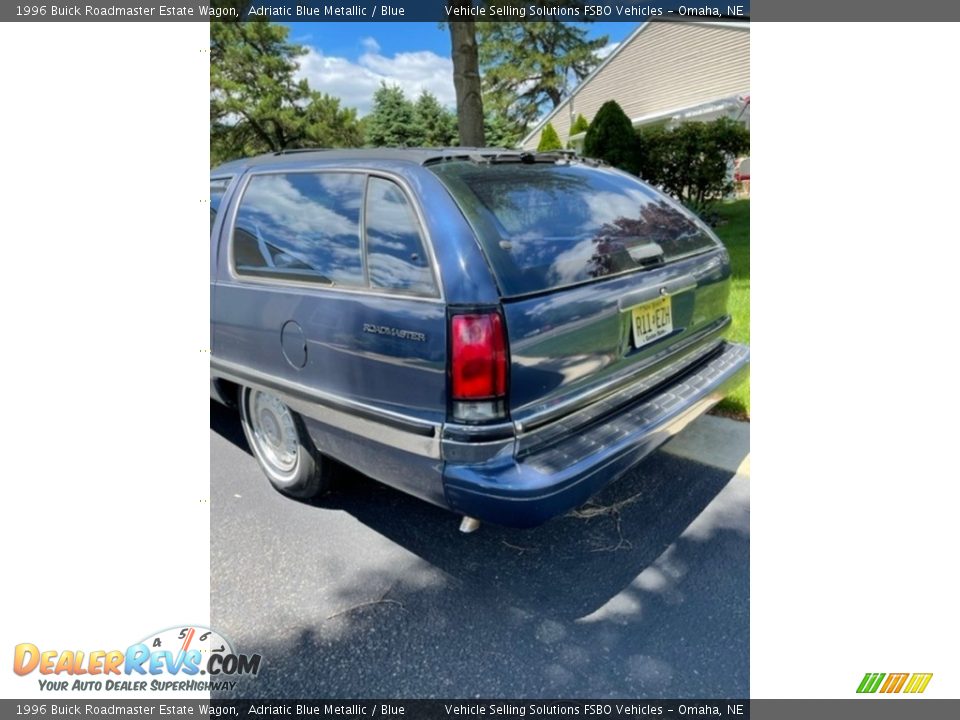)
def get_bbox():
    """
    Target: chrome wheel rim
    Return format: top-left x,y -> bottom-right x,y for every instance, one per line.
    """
247,390 -> 299,474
